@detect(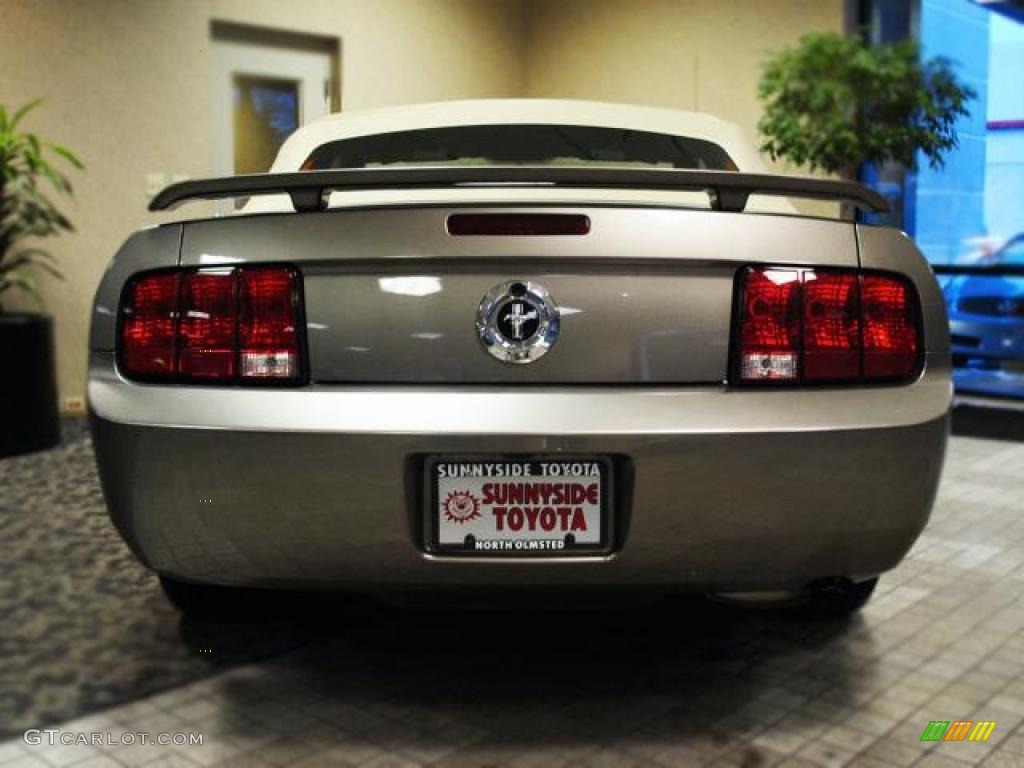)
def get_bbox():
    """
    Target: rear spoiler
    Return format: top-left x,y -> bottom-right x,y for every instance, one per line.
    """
149,166 -> 889,215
